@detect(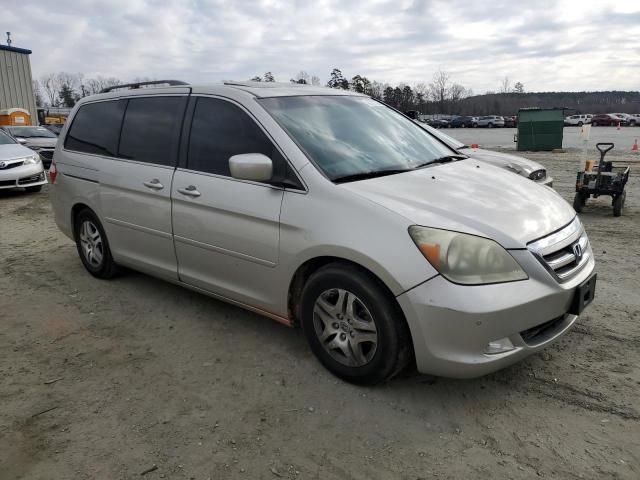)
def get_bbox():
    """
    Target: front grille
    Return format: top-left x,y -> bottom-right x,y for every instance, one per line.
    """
528,217 -> 592,282
0,161 -> 24,170
39,150 -> 54,160
18,173 -> 45,185
0,179 -> 16,187
529,169 -> 546,181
